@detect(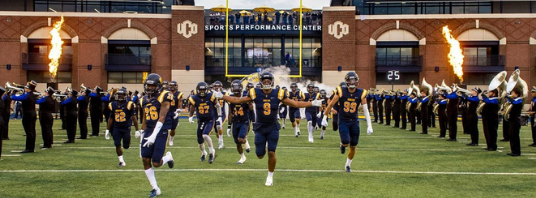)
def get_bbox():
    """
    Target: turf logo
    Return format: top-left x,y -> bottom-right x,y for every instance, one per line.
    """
328,21 -> 349,39
177,20 -> 198,39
